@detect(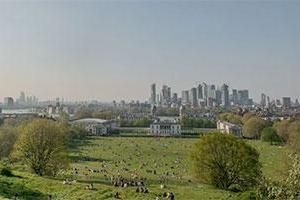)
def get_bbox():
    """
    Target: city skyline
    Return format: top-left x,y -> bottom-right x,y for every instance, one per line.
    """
0,1 -> 300,101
